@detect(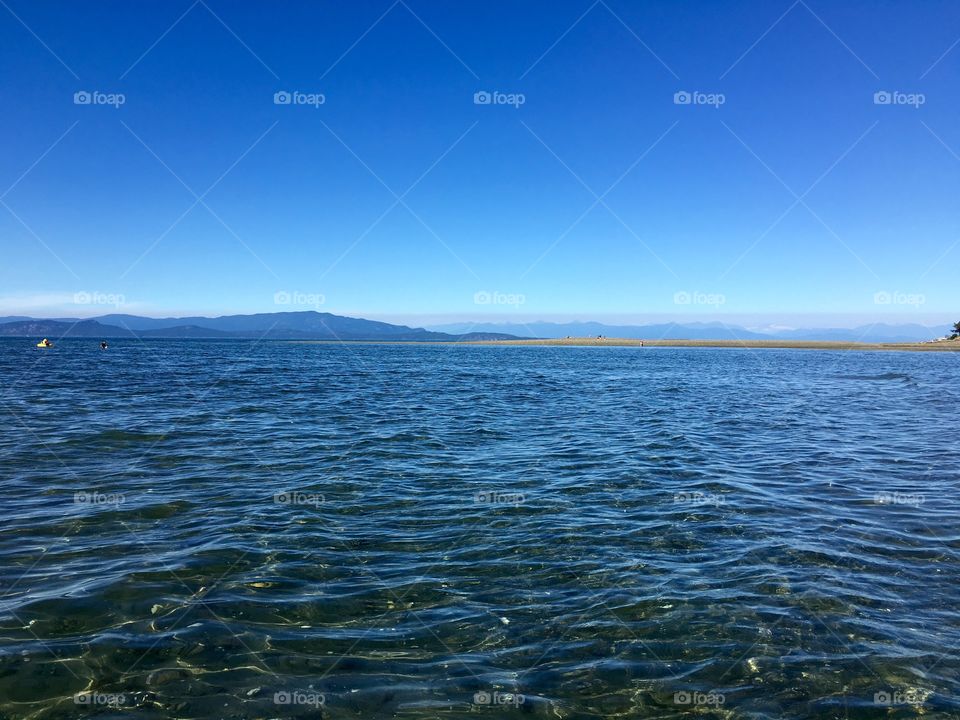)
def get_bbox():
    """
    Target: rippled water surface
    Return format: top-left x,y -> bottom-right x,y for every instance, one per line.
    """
1,339 -> 959,719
